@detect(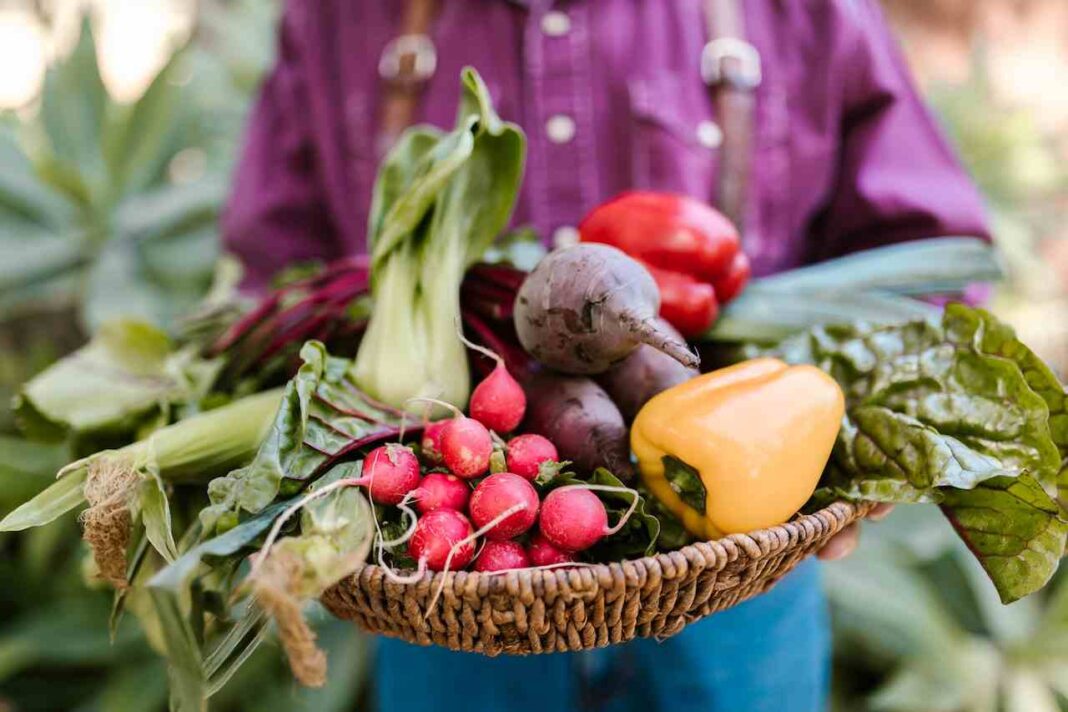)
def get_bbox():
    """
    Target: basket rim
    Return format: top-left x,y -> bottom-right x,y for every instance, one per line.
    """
348,499 -> 873,594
